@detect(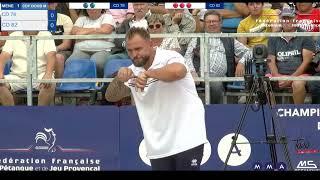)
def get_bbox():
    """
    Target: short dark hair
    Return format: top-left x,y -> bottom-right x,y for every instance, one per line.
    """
246,2 -> 264,6
203,10 -> 222,22
82,9 -> 106,17
125,27 -> 150,42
